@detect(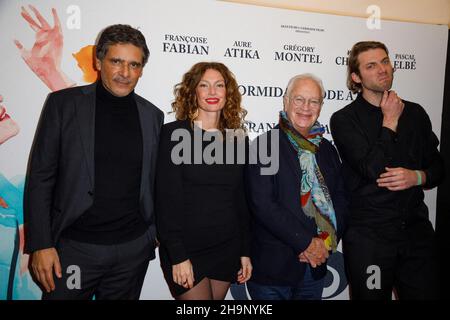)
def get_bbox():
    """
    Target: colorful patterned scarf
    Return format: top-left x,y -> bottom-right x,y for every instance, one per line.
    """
279,111 -> 337,252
